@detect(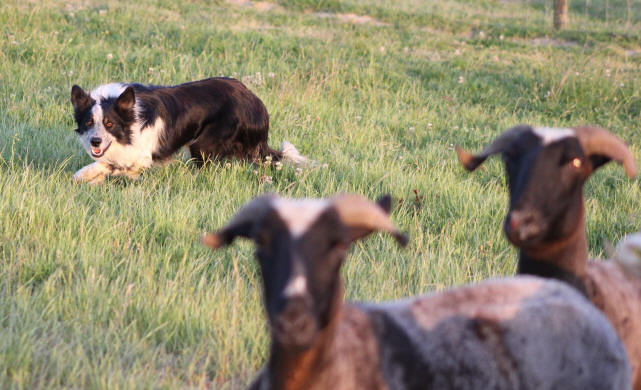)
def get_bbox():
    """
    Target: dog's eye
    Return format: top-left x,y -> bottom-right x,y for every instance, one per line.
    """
104,121 -> 113,128
85,119 -> 94,127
